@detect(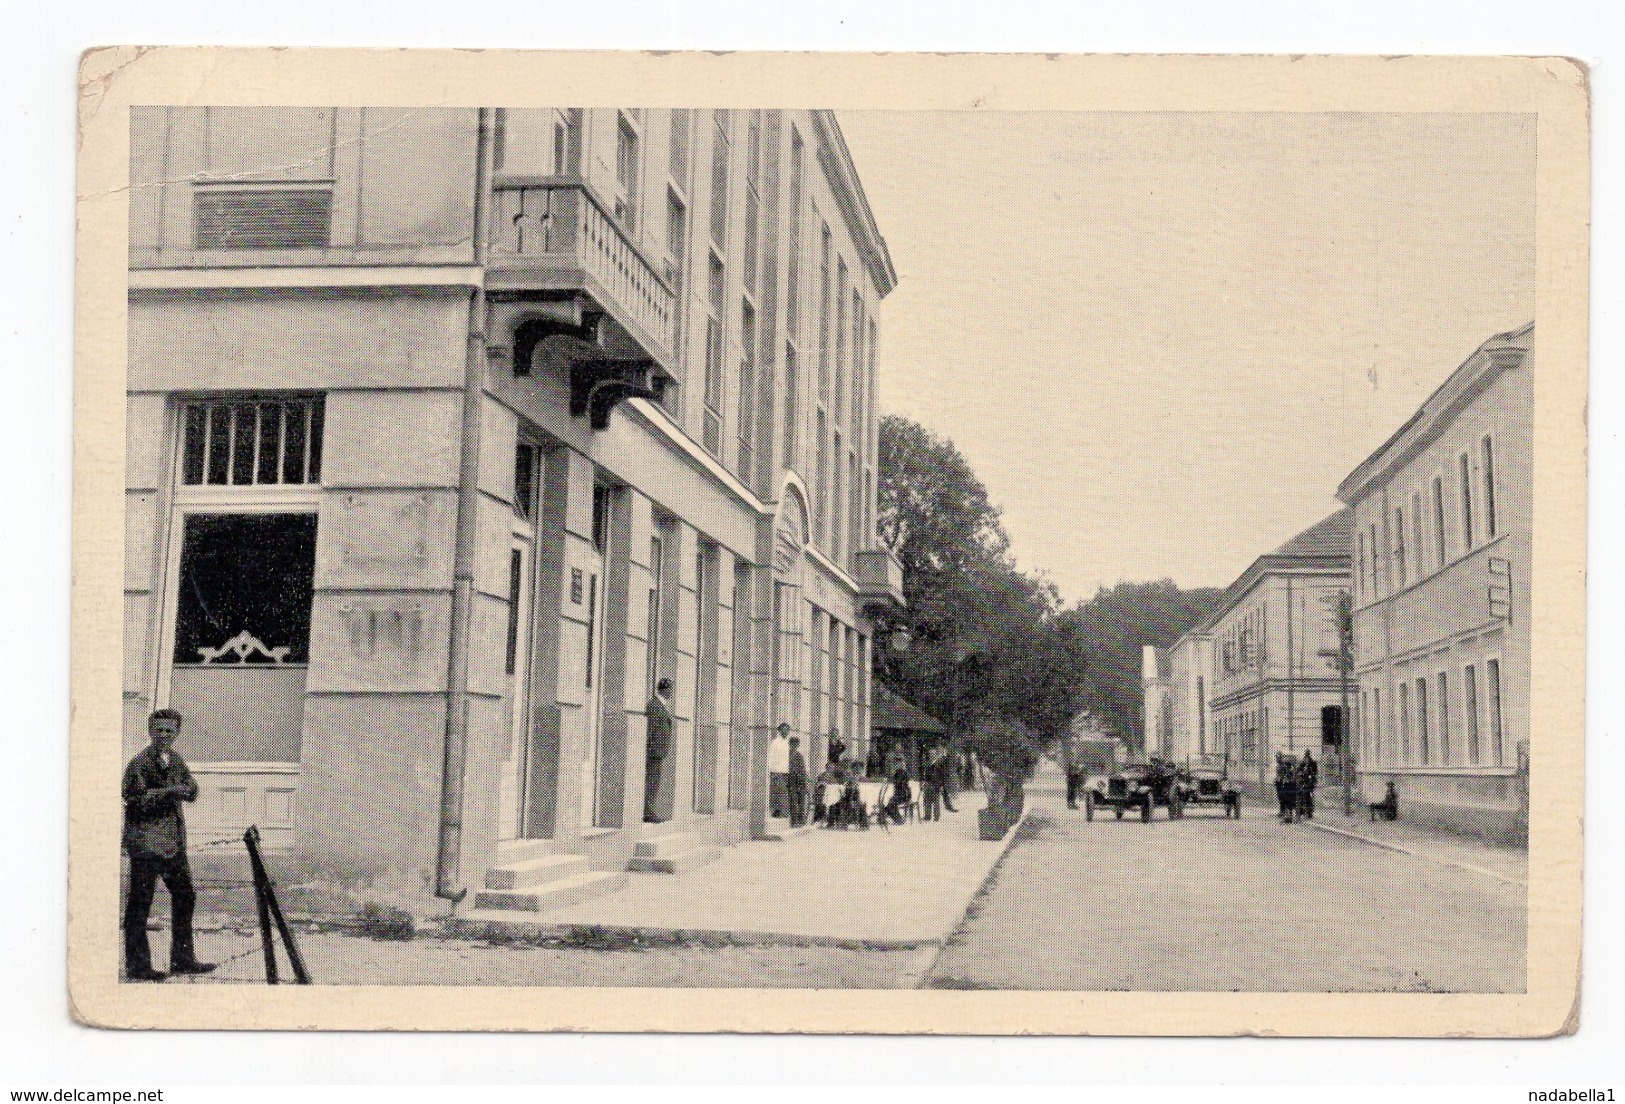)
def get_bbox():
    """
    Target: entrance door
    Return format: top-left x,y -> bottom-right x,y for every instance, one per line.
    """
500,443 -> 541,840
580,483 -> 612,826
162,511 -> 317,849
